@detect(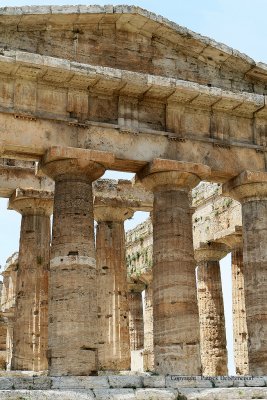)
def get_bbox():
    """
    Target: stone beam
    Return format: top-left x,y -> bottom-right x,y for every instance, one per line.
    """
0,5 -> 267,83
0,112 -> 265,181
93,180 -> 153,212
193,182 -> 242,248
0,159 -> 153,212
0,159 -> 53,198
